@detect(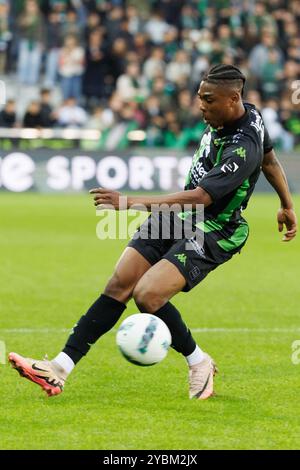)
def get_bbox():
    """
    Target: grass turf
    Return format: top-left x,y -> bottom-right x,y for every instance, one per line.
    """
0,192 -> 299,450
